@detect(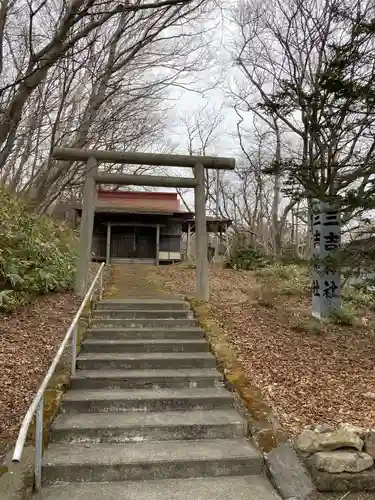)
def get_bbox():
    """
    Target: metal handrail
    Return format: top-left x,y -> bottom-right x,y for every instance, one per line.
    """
12,263 -> 105,491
